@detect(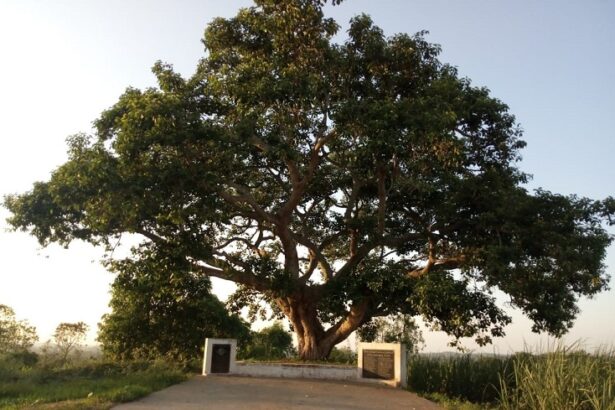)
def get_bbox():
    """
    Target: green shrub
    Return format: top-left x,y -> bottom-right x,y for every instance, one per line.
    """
0,355 -> 23,383
241,322 -> 294,360
328,347 -> 357,364
6,350 -> 39,366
